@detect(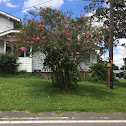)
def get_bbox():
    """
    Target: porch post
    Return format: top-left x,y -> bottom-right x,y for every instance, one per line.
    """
4,39 -> 6,54
30,46 -> 32,58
